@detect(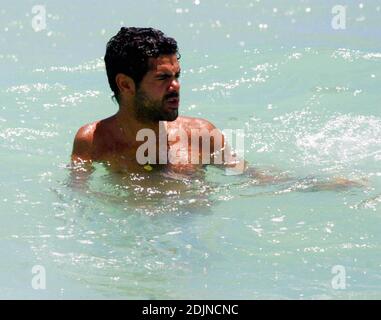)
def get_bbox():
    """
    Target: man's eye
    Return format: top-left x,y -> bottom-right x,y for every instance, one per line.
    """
157,74 -> 180,80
